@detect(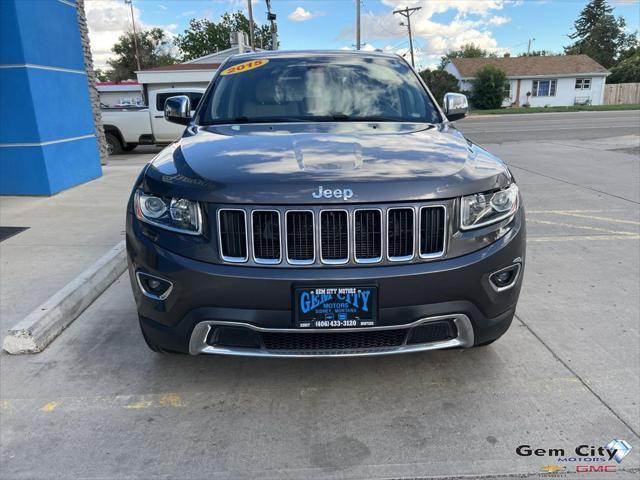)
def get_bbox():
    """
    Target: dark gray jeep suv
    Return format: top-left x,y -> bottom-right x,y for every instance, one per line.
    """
126,51 -> 525,357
